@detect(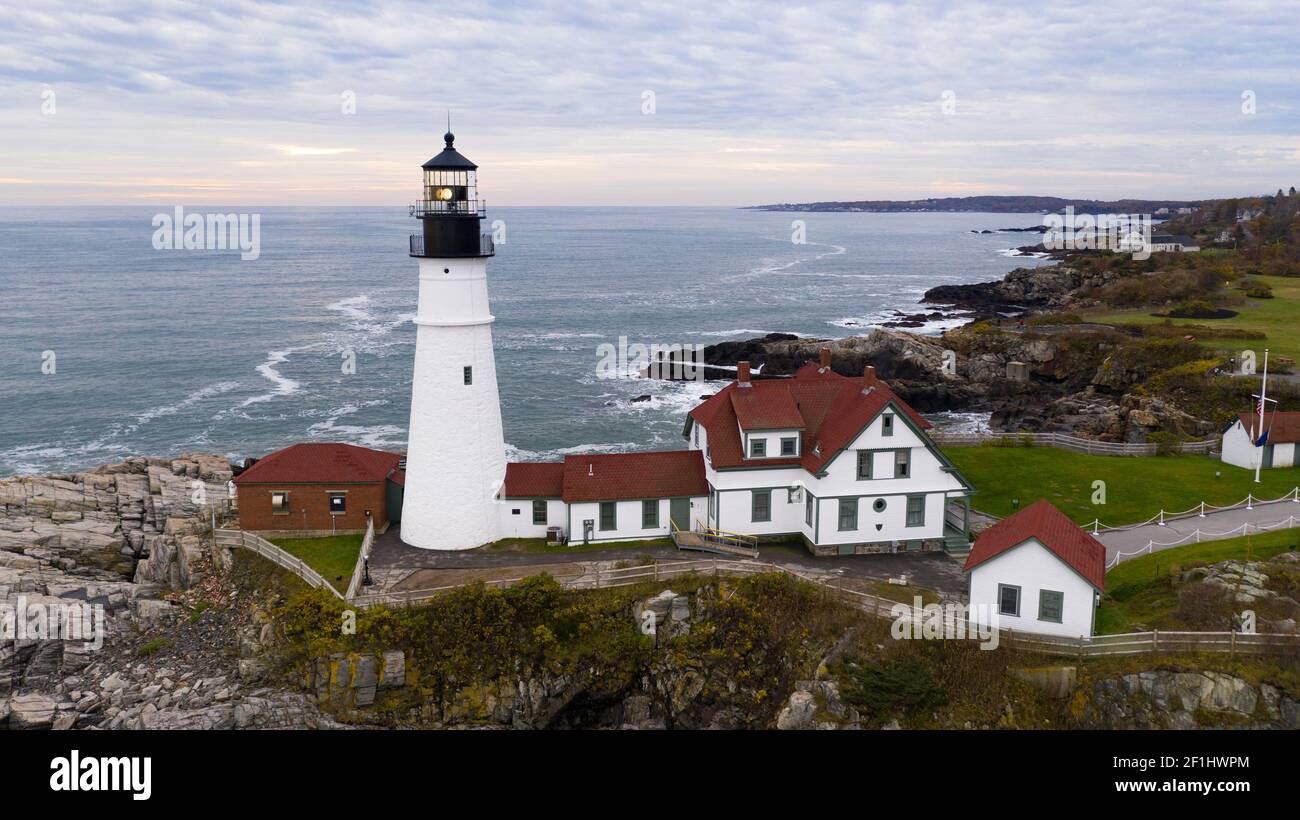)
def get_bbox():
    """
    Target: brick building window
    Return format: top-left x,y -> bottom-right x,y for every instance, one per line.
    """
271,491 -> 289,515
329,493 -> 346,514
